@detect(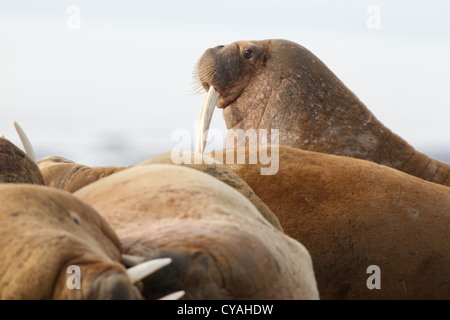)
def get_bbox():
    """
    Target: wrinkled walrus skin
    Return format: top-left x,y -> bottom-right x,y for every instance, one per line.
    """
196,39 -> 450,186
0,137 -> 44,185
38,153 -> 284,231
210,145 -> 450,300
38,156 -> 128,193
0,184 -> 143,300
74,164 -> 319,300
